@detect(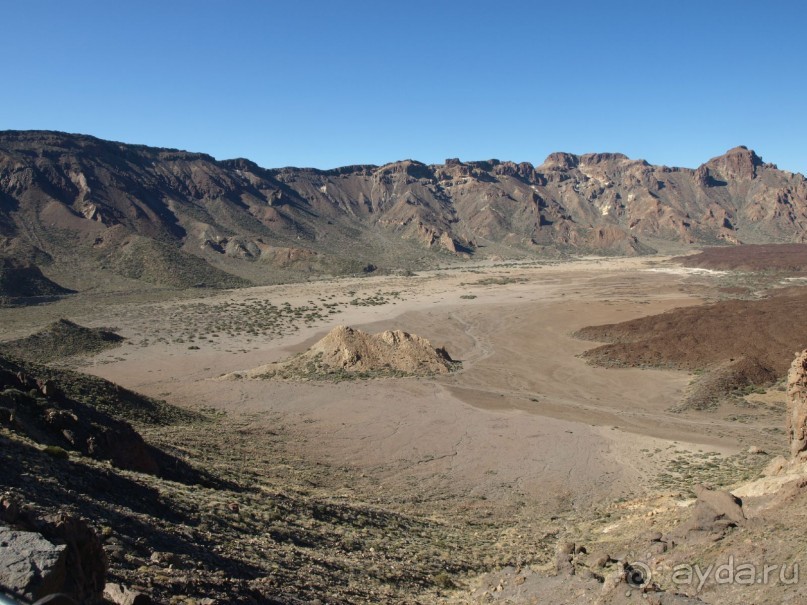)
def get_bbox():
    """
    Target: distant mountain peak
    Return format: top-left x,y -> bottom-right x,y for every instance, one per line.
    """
702,146 -> 766,180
